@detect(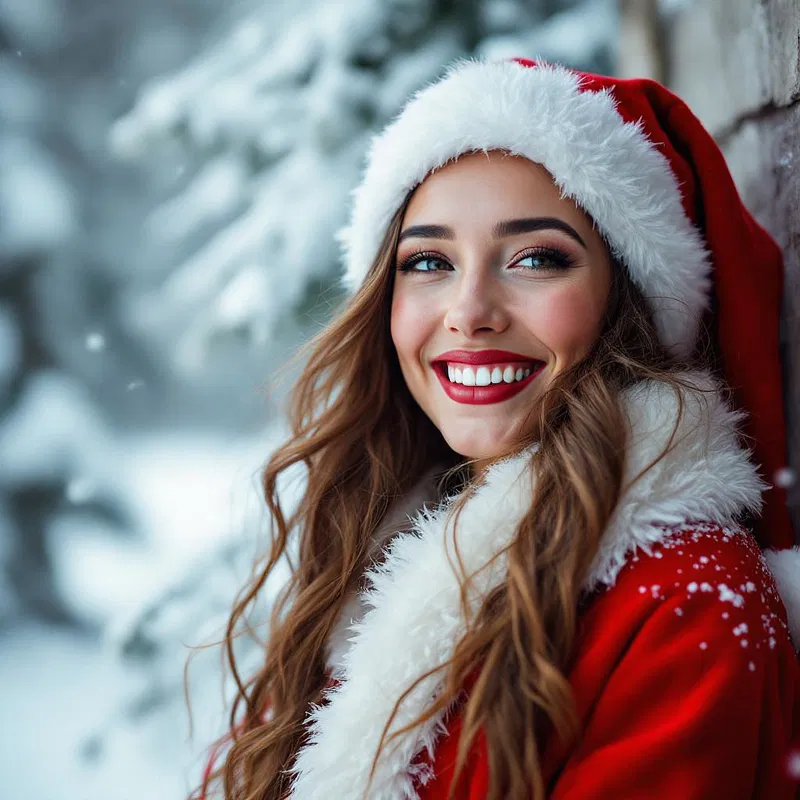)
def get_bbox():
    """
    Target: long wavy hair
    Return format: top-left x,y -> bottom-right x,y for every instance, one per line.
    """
194,190 -> 698,800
